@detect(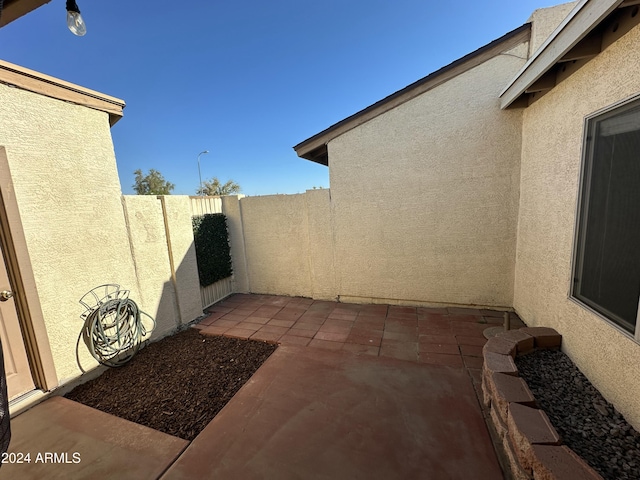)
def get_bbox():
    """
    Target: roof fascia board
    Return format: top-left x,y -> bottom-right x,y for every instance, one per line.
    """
294,24 -> 531,161
500,0 -> 624,108
0,0 -> 51,28
0,60 -> 125,125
